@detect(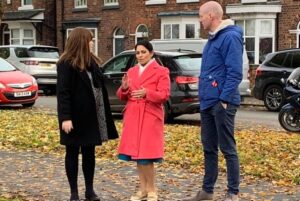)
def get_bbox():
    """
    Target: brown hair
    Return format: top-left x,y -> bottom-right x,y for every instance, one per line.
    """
58,27 -> 101,71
